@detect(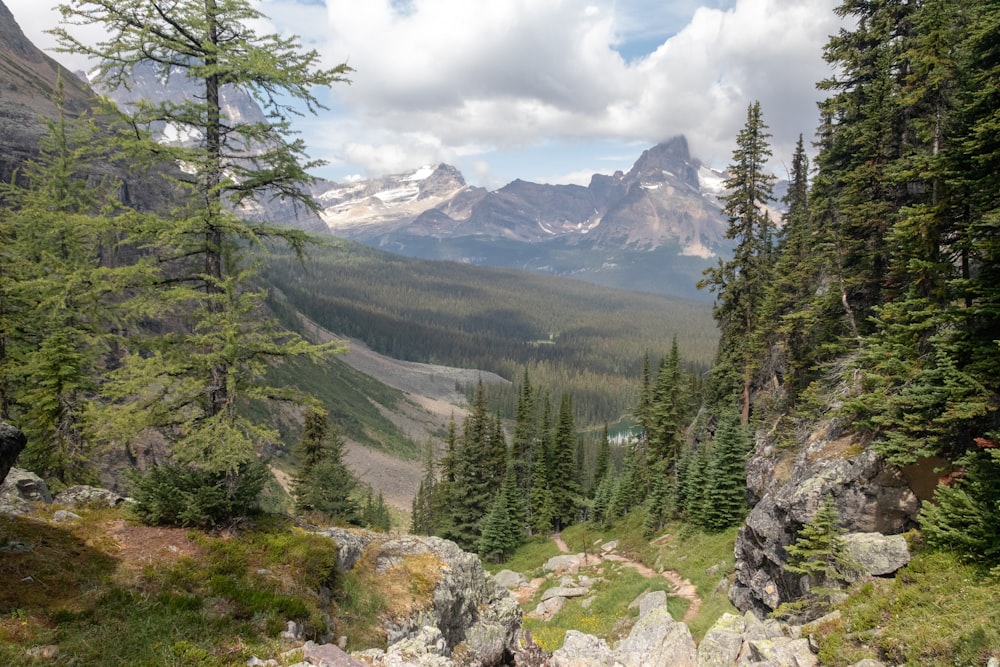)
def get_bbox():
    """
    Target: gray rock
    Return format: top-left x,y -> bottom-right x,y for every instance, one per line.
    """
613,606 -> 697,667
53,485 -> 127,509
0,422 -> 27,486
848,660 -> 886,667
0,467 -> 53,505
531,596 -> 565,620
631,590 -> 667,618
315,526 -> 382,573
492,569 -> 527,589
540,586 -> 589,602
544,554 -> 581,573
52,510 -> 81,522
301,641 -> 368,666
698,613 -> 747,667
315,532 -> 520,667
842,532 -> 910,578
738,637 -> 817,667
731,428 -> 920,617
600,540 -> 618,553
550,630 -> 613,667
